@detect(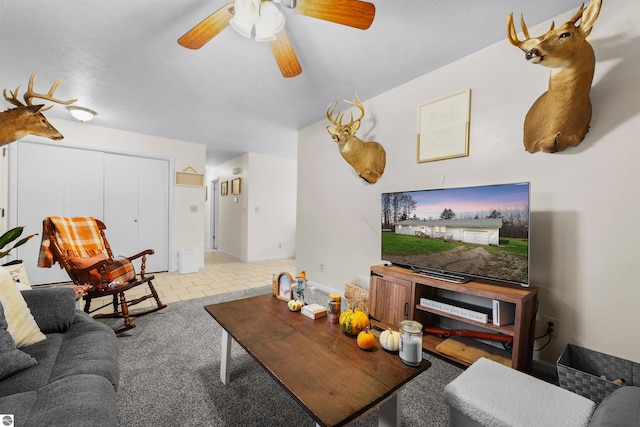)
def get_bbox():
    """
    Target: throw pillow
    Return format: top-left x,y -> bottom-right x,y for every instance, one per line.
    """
3,261 -> 32,290
0,266 -> 46,347
0,301 -> 38,380
68,254 -> 108,288
105,258 -> 136,286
